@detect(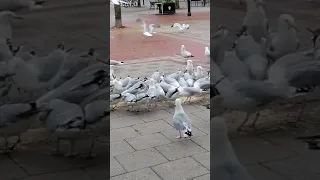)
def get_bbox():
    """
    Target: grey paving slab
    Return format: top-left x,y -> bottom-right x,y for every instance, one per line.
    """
192,110 -> 210,122
23,169 -> 93,180
110,168 -> 162,180
155,140 -> 207,161
245,164 -> 284,180
115,148 -> 168,172
164,104 -> 204,115
259,129 -> 314,155
262,153 -> 320,180
10,149 -> 84,175
192,121 -> 210,134
111,116 -> 145,129
110,157 -> 126,177
0,157 -> 28,180
152,157 -> 209,180
191,135 -> 210,151
193,174 -> 210,180
110,127 -> 140,142
126,133 -> 172,150
137,109 -> 173,122
192,152 -> 210,170
132,120 -> 173,135
110,140 -> 135,157
230,136 -> 296,165
160,127 -> 207,142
